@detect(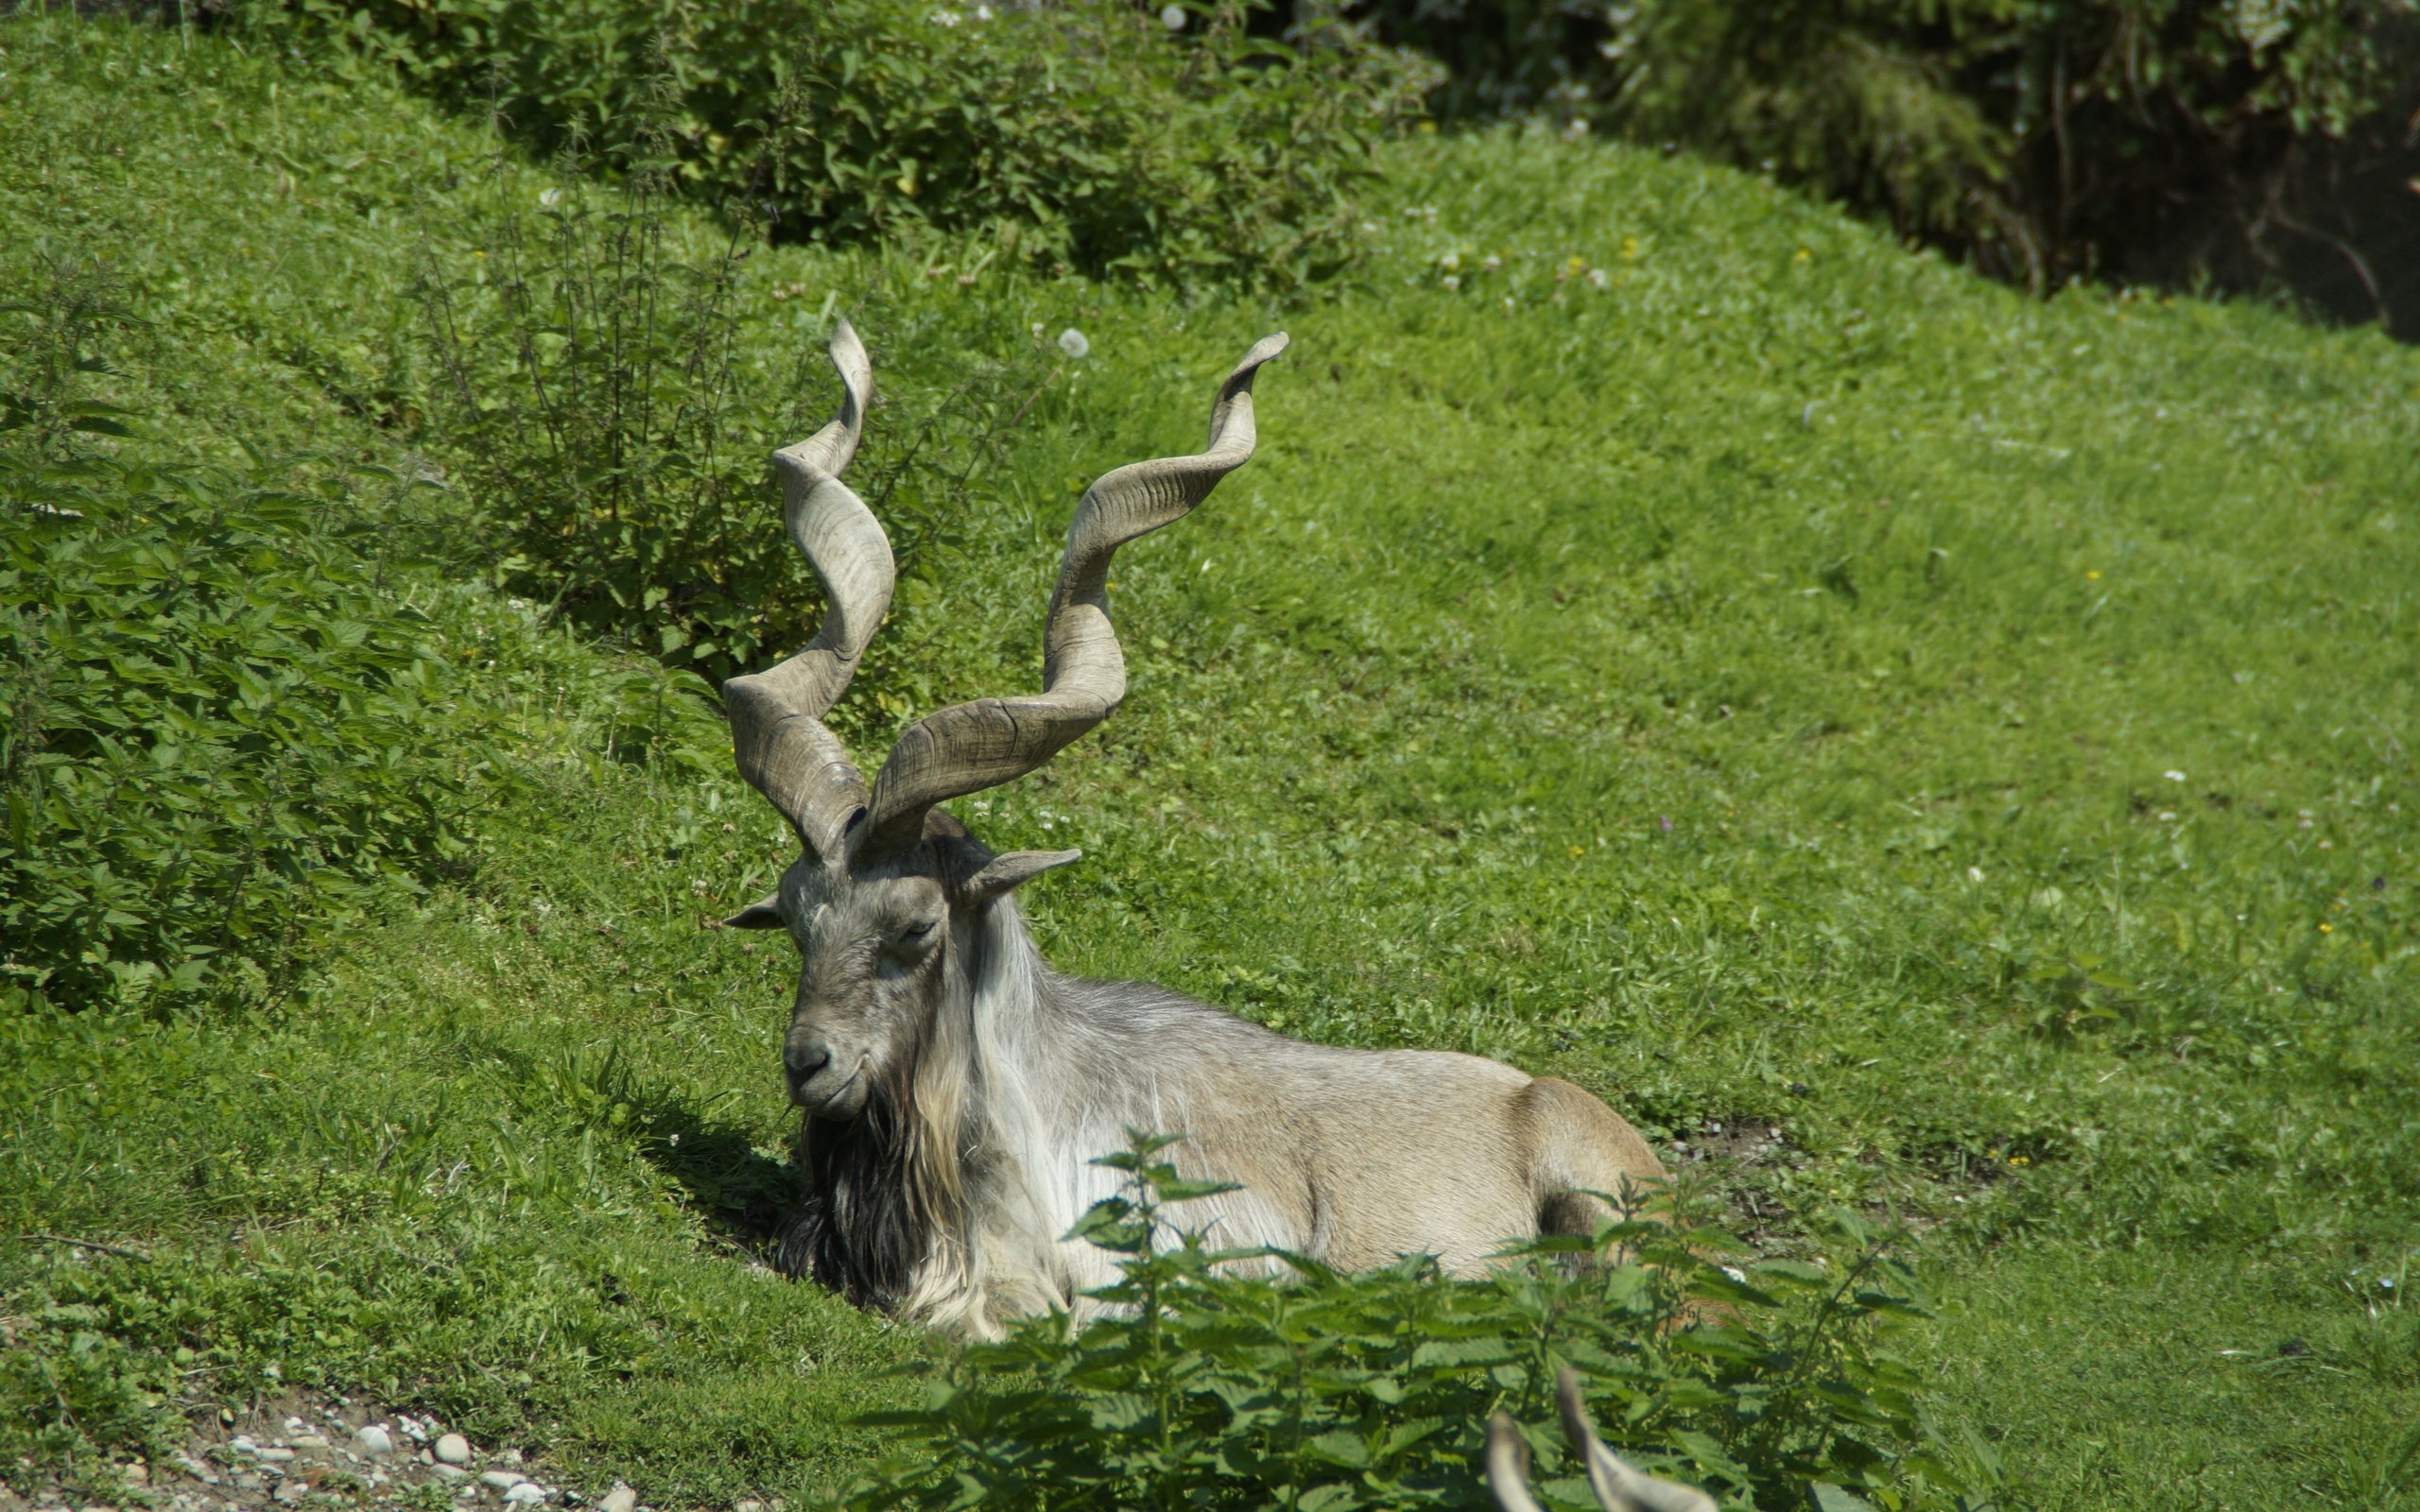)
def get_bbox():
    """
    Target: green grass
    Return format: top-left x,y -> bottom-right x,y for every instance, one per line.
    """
6,14 -> 2419,1511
